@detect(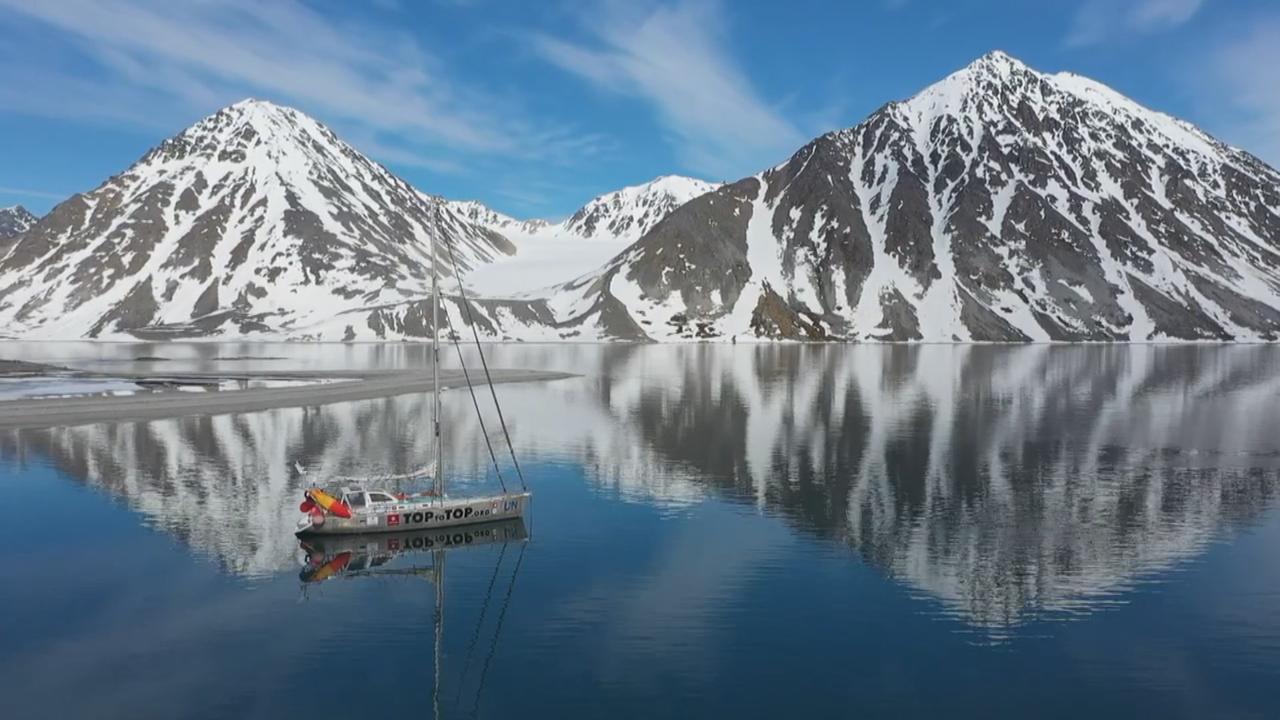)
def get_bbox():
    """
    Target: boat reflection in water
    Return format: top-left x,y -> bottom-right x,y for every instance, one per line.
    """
297,518 -> 529,720
297,519 -> 529,584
